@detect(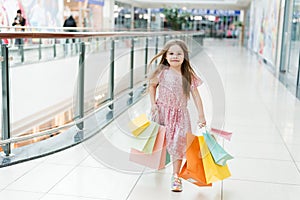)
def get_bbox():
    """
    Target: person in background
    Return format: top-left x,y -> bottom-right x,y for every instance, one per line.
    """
12,9 -> 26,47
63,15 -> 77,44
